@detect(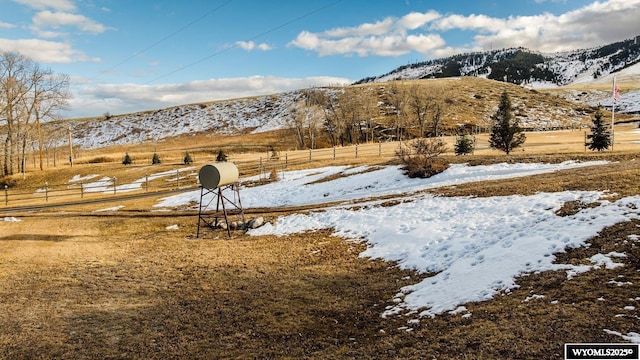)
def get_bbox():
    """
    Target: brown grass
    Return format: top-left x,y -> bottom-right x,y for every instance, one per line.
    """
1,126 -> 640,358
2,208 -> 639,359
